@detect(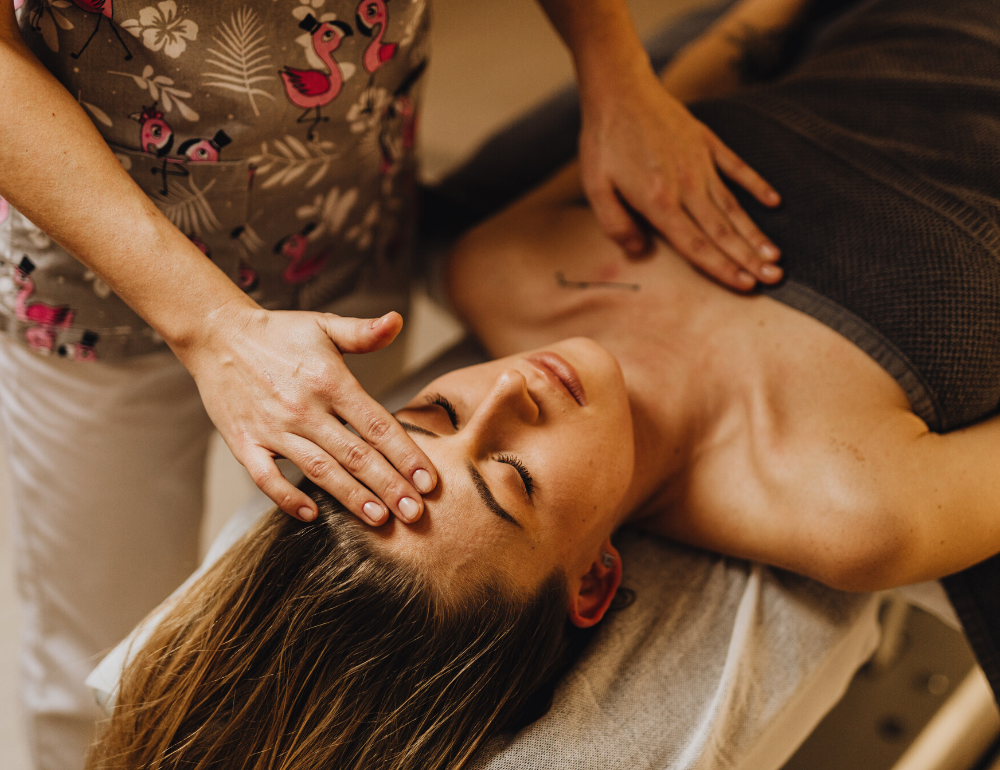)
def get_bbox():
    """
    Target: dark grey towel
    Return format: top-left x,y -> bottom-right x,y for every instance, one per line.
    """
690,0 -> 1000,699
